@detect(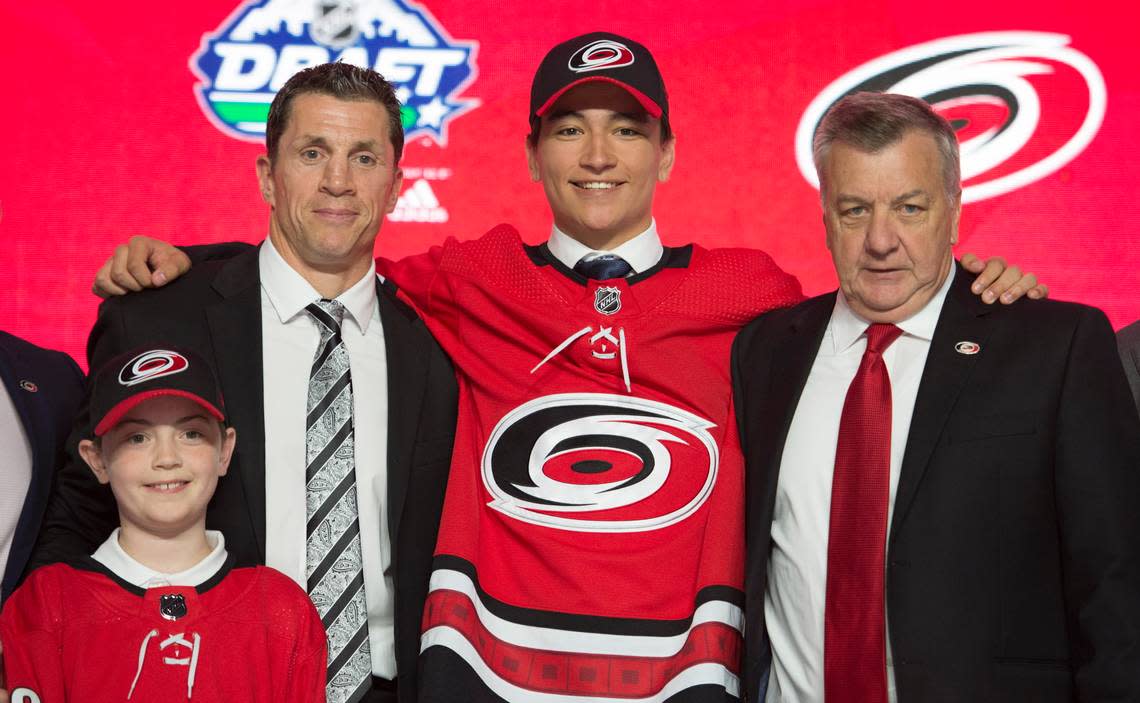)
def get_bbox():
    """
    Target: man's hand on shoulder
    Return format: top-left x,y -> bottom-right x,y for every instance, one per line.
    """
93,236 -> 191,298
960,252 -> 1049,304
